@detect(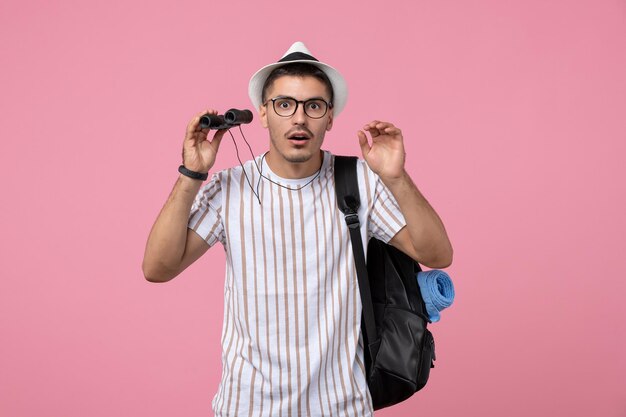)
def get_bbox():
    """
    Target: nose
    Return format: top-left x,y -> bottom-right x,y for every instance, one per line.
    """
291,103 -> 307,125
